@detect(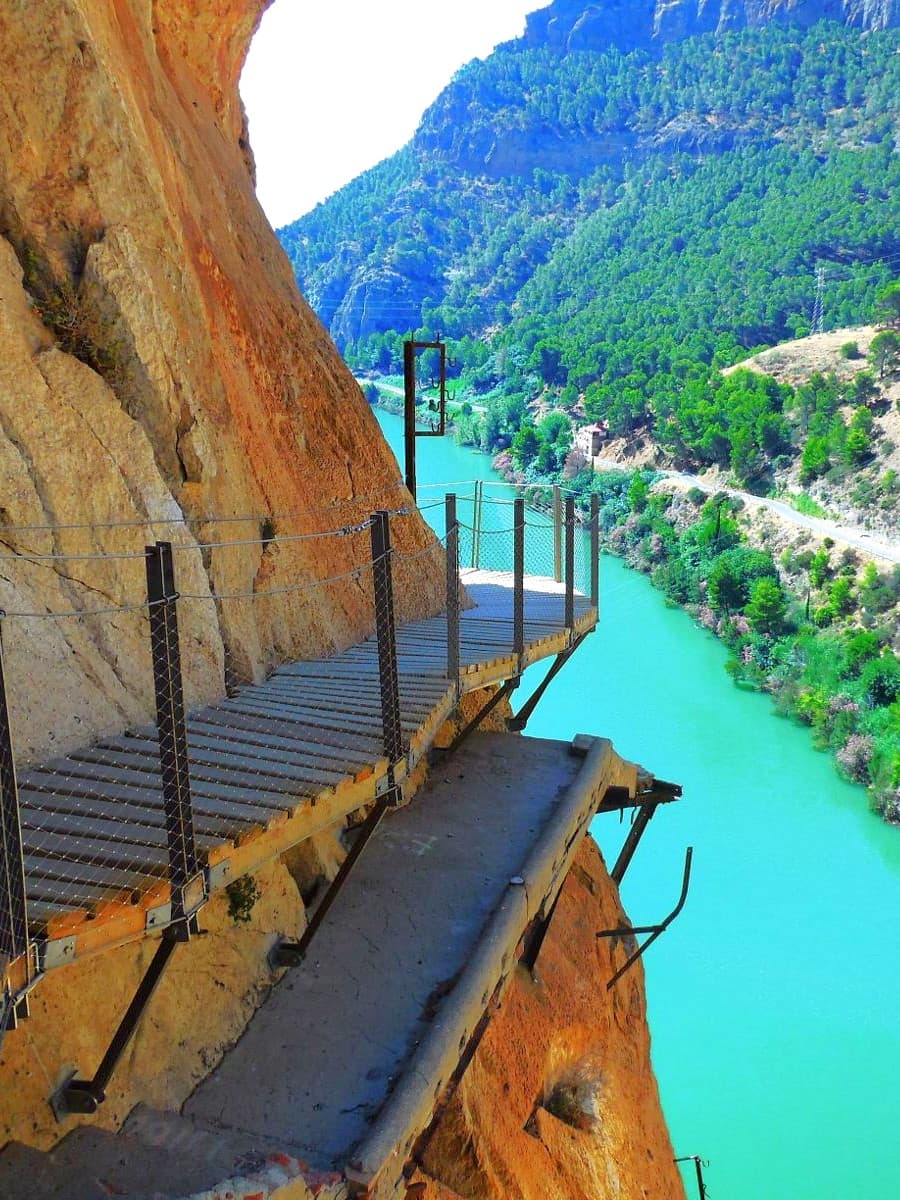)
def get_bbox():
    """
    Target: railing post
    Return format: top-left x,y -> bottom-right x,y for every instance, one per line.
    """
146,542 -> 203,933
370,512 -> 404,771
564,496 -> 575,636
553,485 -> 563,584
514,498 -> 525,668
0,621 -> 29,986
472,480 -> 483,570
403,340 -> 417,501
445,494 -> 460,690
590,492 -> 600,616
